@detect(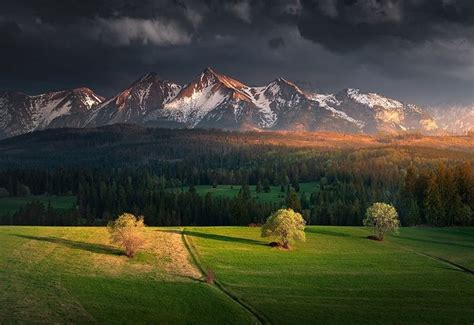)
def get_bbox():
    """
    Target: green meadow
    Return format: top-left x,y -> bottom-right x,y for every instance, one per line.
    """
185,226 -> 474,324
1,226 -> 473,324
172,182 -> 320,204
0,196 -> 76,216
0,183 -> 318,217
0,226 -> 252,324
